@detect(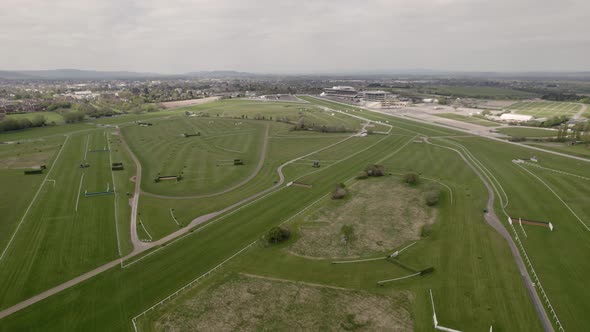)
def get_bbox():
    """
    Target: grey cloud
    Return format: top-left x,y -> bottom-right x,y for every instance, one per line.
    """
0,0 -> 588,73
